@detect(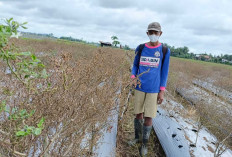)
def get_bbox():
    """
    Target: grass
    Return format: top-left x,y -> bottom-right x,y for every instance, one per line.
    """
171,56 -> 232,70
